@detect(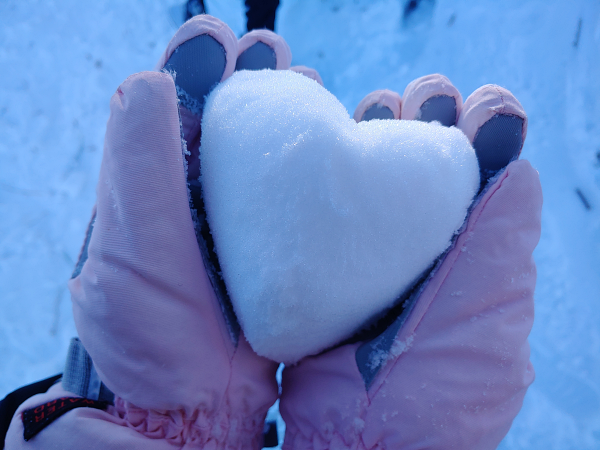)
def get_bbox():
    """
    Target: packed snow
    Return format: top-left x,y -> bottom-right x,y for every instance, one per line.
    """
201,69 -> 478,362
1,0 -> 599,449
